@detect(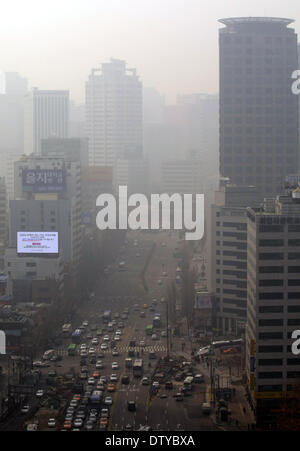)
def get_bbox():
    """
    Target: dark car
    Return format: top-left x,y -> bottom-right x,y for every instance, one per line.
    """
165,381 -> 173,390
122,375 -> 130,385
127,401 -> 136,412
